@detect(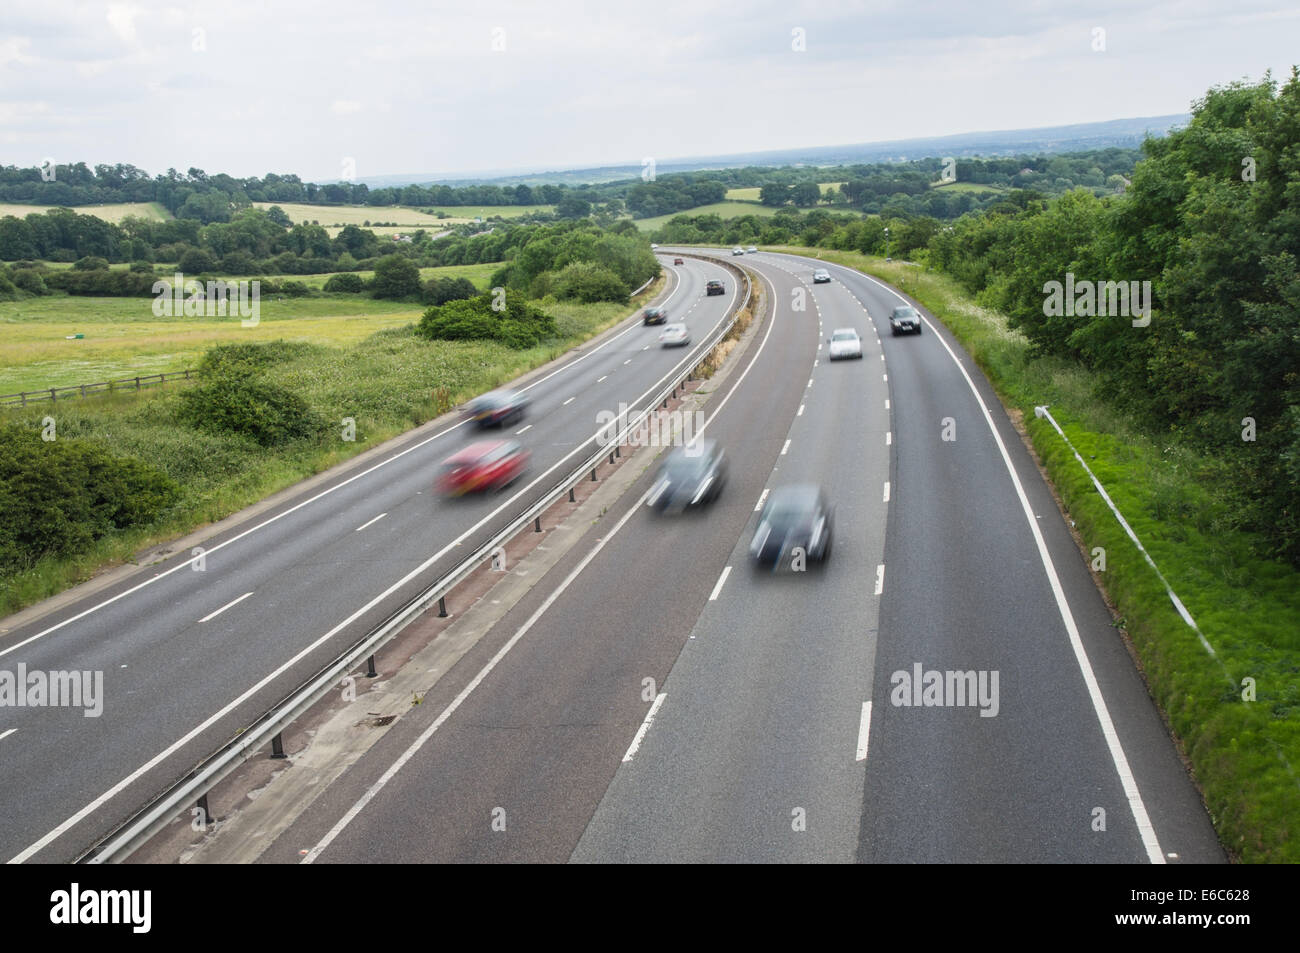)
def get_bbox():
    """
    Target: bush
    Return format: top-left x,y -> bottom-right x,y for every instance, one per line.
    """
198,340 -> 317,377
421,275 -> 478,305
177,375 -> 326,447
371,254 -> 421,299
323,272 -> 365,293
0,424 -> 179,572
552,261 -> 629,303
72,256 -> 110,271
129,261 -> 154,274
0,275 -> 18,301
9,269 -> 47,295
178,248 -> 218,274
416,293 -> 557,349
